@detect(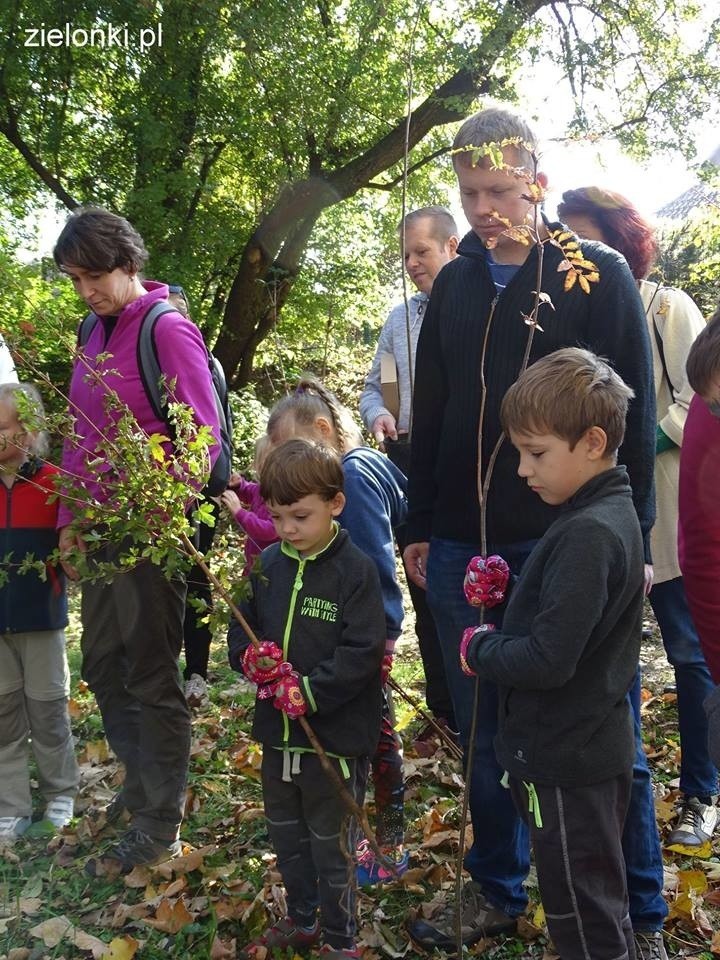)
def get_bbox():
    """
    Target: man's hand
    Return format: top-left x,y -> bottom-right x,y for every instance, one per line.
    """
644,564 -> 654,597
404,541 -> 429,590
58,525 -> 86,581
372,414 -> 398,448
